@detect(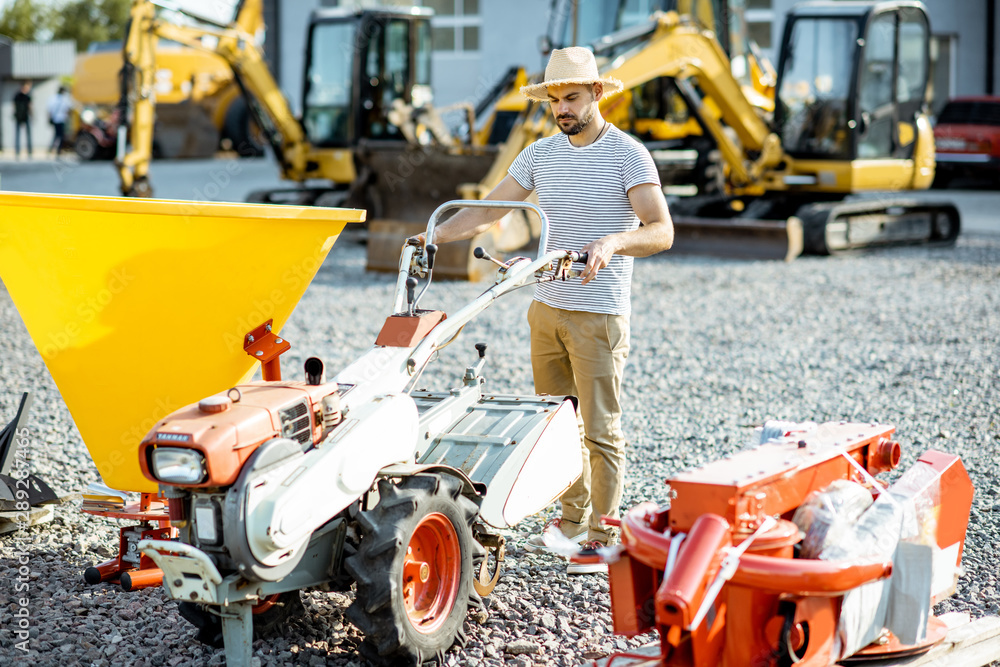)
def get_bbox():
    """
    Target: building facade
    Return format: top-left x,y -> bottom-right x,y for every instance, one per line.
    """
262,0 -> 998,120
